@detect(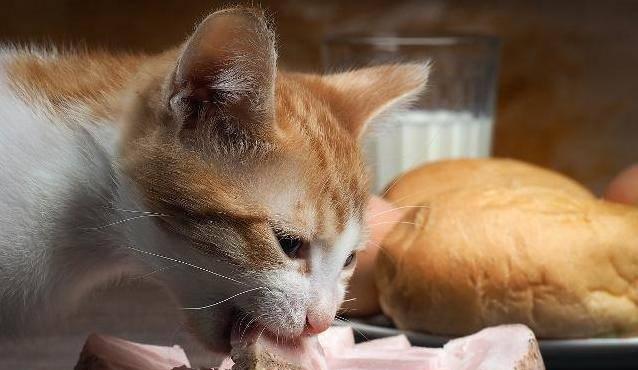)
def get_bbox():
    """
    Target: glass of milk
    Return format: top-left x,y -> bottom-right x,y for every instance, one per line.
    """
322,35 -> 500,193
